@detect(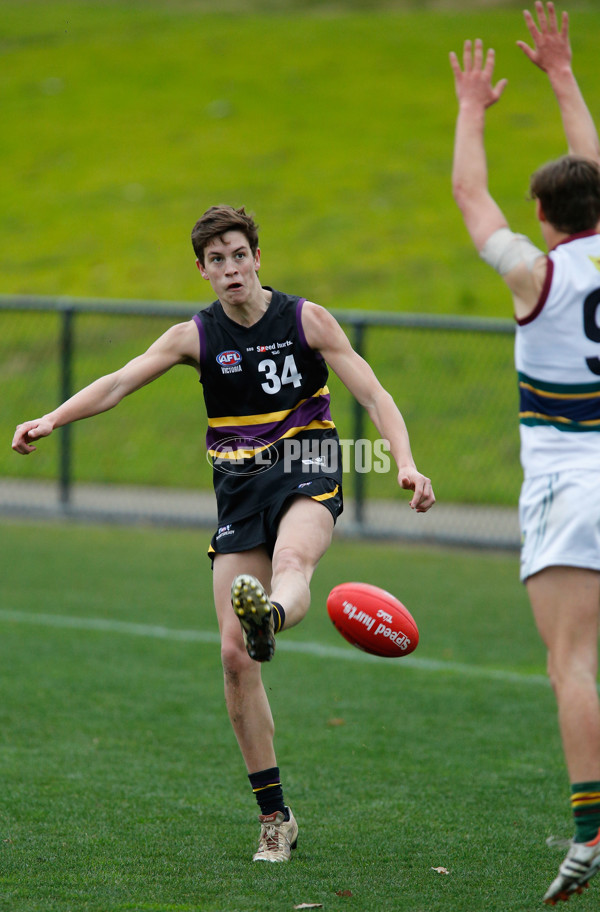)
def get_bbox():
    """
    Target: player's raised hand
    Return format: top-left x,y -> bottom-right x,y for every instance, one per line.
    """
517,1 -> 571,73
398,466 -> 435,513
12,417 -> 54,454
450,39 -> 508,109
